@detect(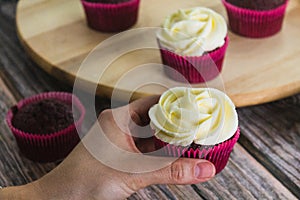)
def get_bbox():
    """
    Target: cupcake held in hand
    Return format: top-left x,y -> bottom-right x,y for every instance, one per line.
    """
222,0 -> 288,38
157,7 -> 229,83
81,0 -> 140,32
6,92 -> 85,162
149,87 -> 240,174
